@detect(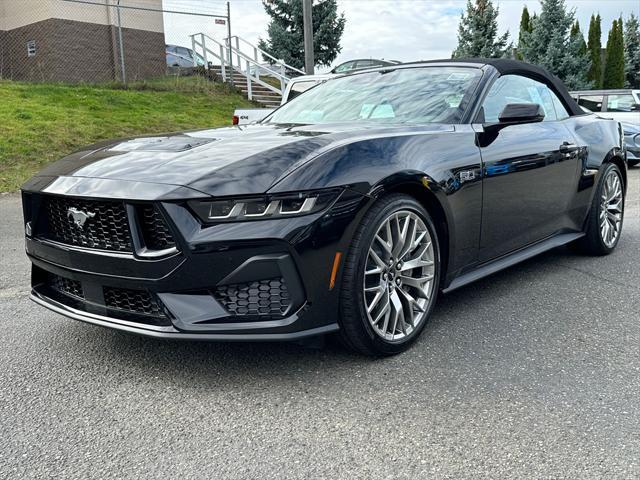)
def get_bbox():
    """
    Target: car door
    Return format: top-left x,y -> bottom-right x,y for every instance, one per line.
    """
477,74 -> 582,262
